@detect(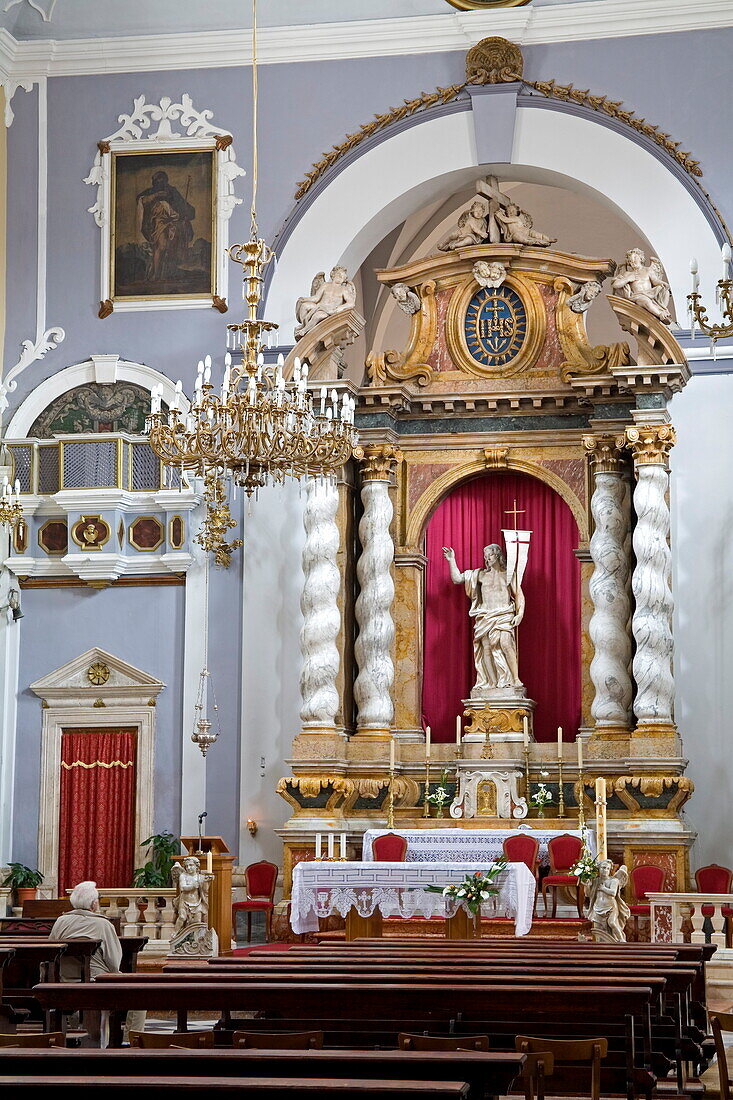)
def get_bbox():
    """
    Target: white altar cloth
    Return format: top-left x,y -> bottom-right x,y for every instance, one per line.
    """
290,860 -> 536,937
361,827 -> 595,865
